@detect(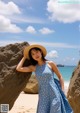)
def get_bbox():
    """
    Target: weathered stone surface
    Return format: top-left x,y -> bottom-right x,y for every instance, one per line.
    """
23,75 -> 38,94
67,61 -> 80,113
0,42 -> 32,110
